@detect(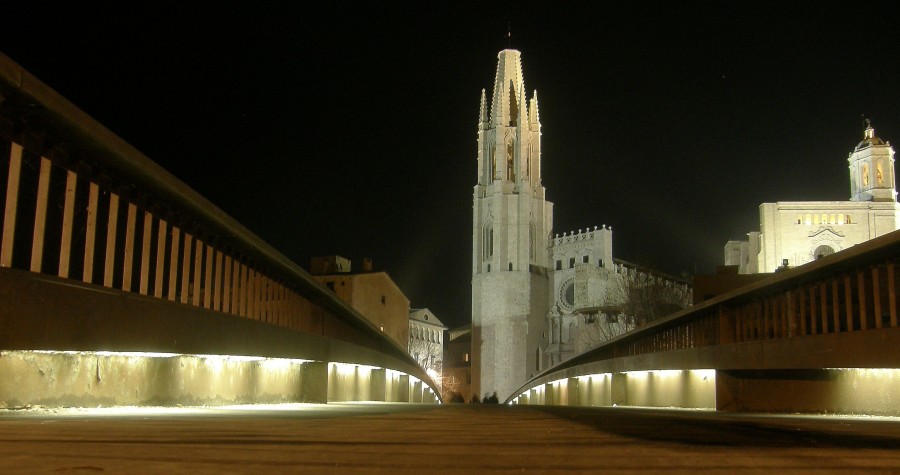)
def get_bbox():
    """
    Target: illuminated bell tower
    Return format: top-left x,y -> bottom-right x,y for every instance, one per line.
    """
471,49 -> 553,401
849,120 -> 897,202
